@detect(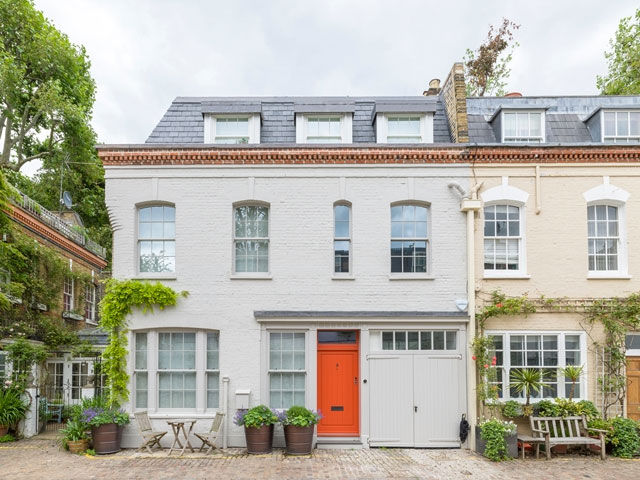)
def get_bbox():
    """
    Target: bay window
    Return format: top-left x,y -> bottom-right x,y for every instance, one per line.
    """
488,332 -> 585,401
